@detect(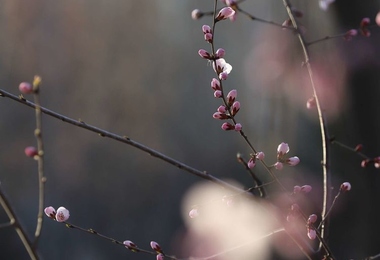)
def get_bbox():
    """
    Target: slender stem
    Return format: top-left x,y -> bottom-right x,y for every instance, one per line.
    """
282,0 -> 331,255
32,90 -> 46,247
237,7 -> 287,29
0,186 -> 39,260
236,154 -> 266,197
318,191 -> 341,230
0,88 -> 244,194
307,33 -> 346,46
